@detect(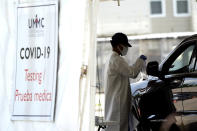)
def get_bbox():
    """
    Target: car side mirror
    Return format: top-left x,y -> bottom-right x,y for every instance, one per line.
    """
146,61 -> 159,77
